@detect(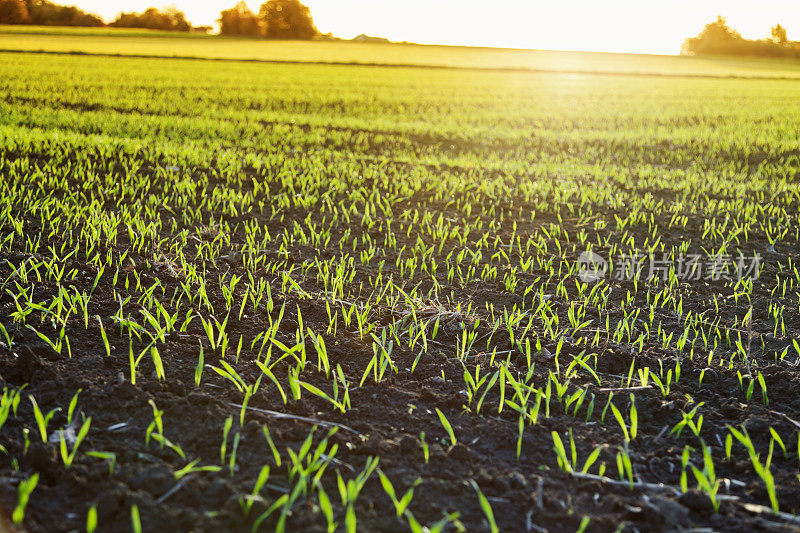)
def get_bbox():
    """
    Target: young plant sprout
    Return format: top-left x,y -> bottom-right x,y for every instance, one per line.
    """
1,33 -> 798,532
